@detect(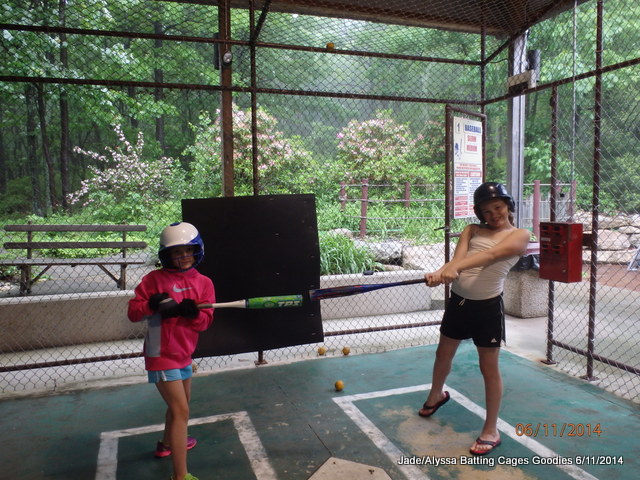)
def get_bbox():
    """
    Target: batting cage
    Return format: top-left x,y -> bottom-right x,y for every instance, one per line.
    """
1,0 -> 639,406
